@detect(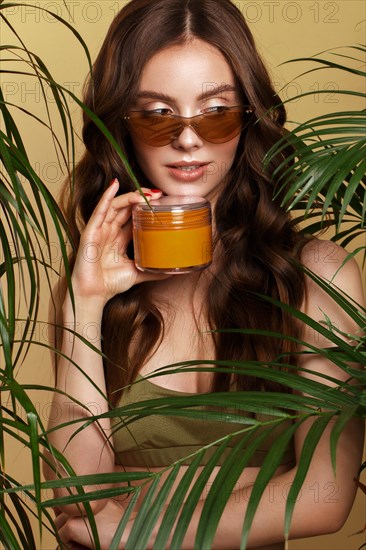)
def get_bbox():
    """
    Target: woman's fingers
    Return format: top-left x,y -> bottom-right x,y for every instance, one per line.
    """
71,185 -> 165,299
87,179 -> 120,230
108,188 -> 162,229
100,189 -> 162,250
56,516 -> 89,547
86,183 -> 162,238
110,187 -> 161,210
54,512 -> 70,530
